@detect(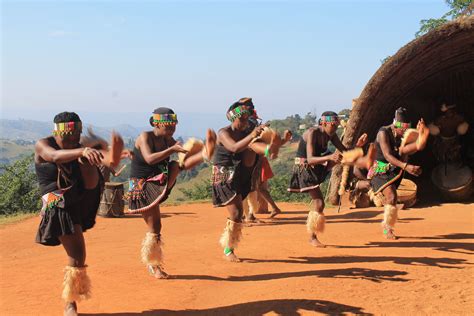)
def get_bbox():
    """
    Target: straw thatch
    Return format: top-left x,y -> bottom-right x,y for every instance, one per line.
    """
328,15 -> 474,205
